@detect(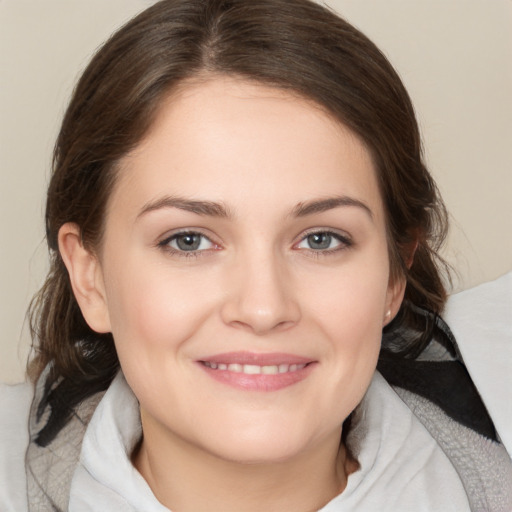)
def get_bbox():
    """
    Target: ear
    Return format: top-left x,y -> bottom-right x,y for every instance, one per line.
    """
404,240 -> 418,269
58,223 -> 111,333
383,273 -> 407,327
382,238 -> 417,325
